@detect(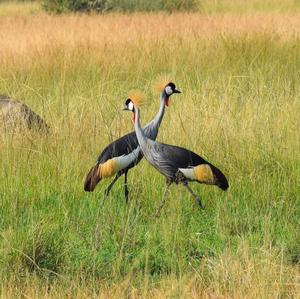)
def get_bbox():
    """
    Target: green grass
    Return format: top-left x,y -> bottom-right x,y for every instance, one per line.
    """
0,11 -> 299,298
